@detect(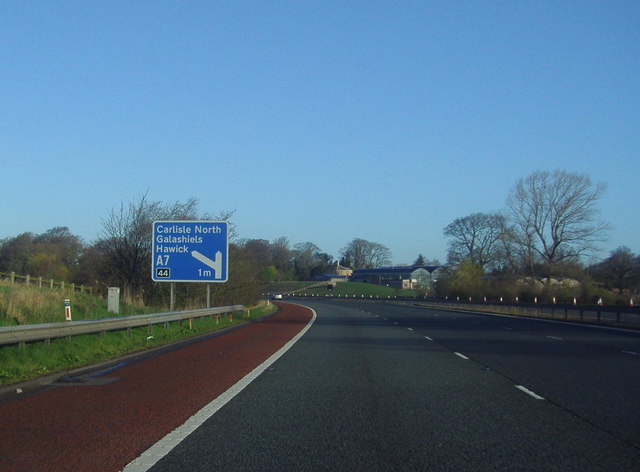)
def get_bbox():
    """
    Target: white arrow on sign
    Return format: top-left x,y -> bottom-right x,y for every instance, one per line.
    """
191,250 -> 223,278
